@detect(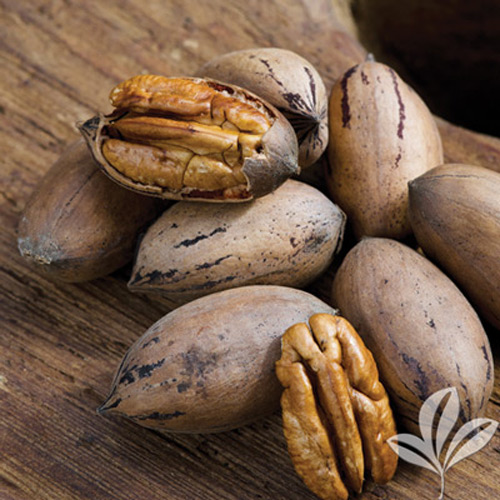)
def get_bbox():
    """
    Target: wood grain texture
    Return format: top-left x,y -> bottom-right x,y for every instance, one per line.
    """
0,1 -> 498,499
435,117 -> 500,174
